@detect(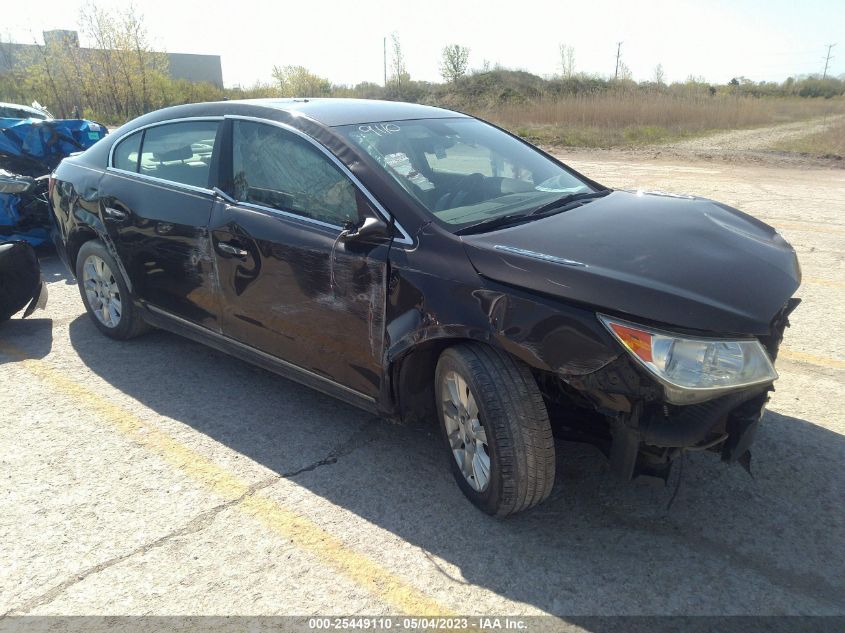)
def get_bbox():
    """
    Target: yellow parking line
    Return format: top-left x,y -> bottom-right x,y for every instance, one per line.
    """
0,343 -> 451,616
779,348 -> 845,370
